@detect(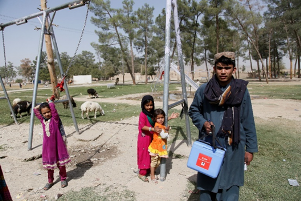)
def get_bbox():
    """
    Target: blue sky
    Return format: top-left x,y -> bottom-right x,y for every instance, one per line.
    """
0,0 -> 165,67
